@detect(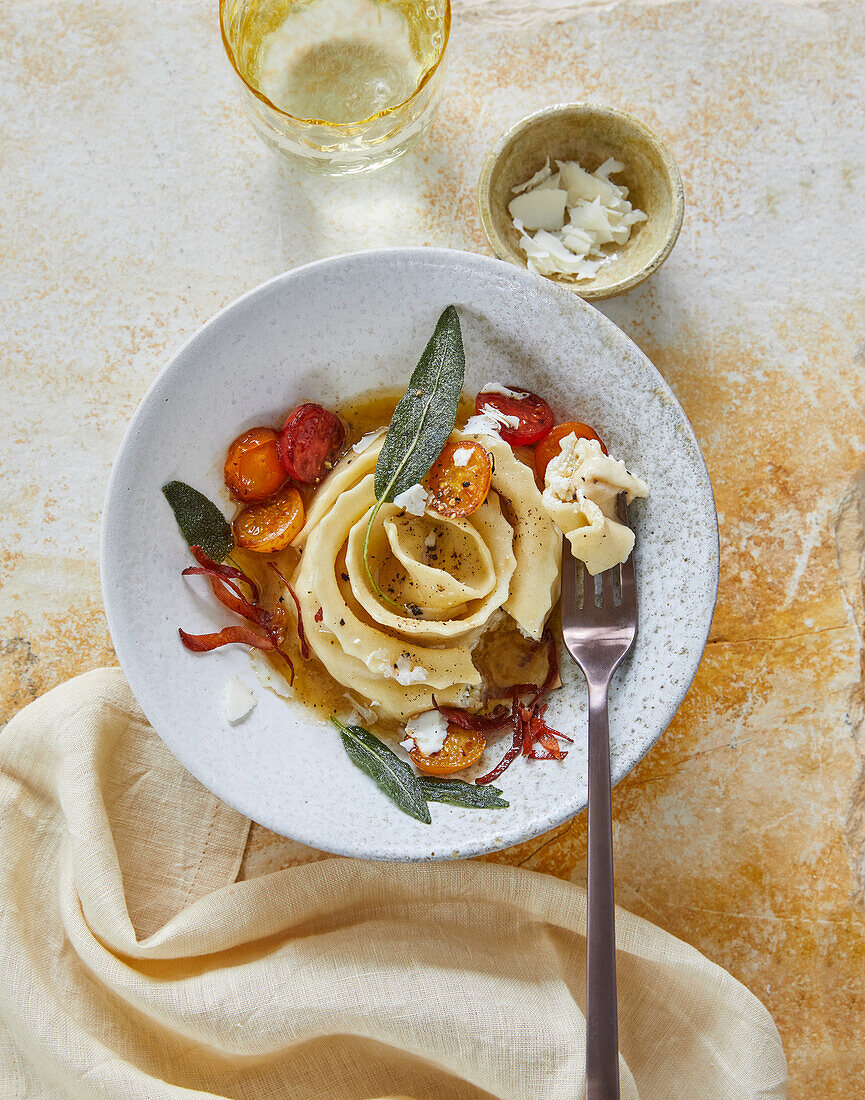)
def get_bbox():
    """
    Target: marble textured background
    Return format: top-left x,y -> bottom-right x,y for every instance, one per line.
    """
2,0 -> 863,1094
